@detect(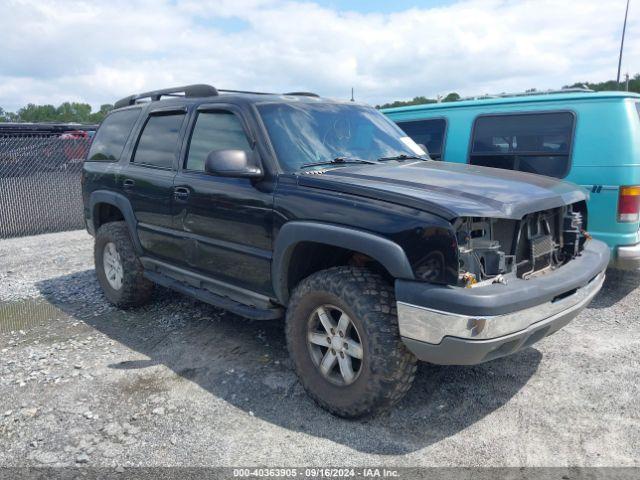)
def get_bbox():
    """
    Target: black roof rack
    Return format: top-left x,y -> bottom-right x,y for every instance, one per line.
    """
283,91 -> 320,97
218,89 -> 320,98
217,89 -> 320,98
113,84 -> 321,109
113,84 -> 219,109
217,89 -> 275,96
